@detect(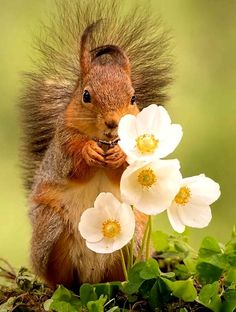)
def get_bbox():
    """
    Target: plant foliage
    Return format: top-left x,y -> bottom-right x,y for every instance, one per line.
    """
0,228 -> 235,311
